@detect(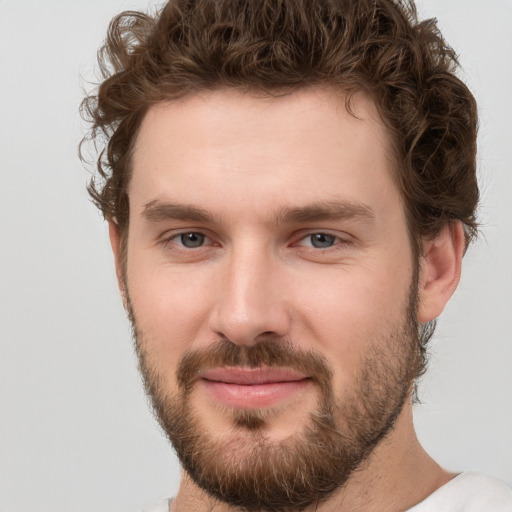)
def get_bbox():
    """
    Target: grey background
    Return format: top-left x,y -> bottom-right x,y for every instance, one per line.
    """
0,1 -> 511,511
